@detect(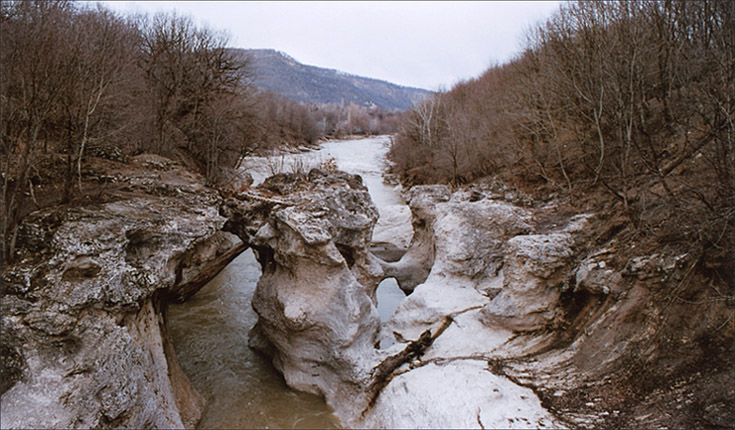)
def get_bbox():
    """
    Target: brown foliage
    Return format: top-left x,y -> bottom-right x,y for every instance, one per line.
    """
390,0 -> 734,262
0,2 -> 403,261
